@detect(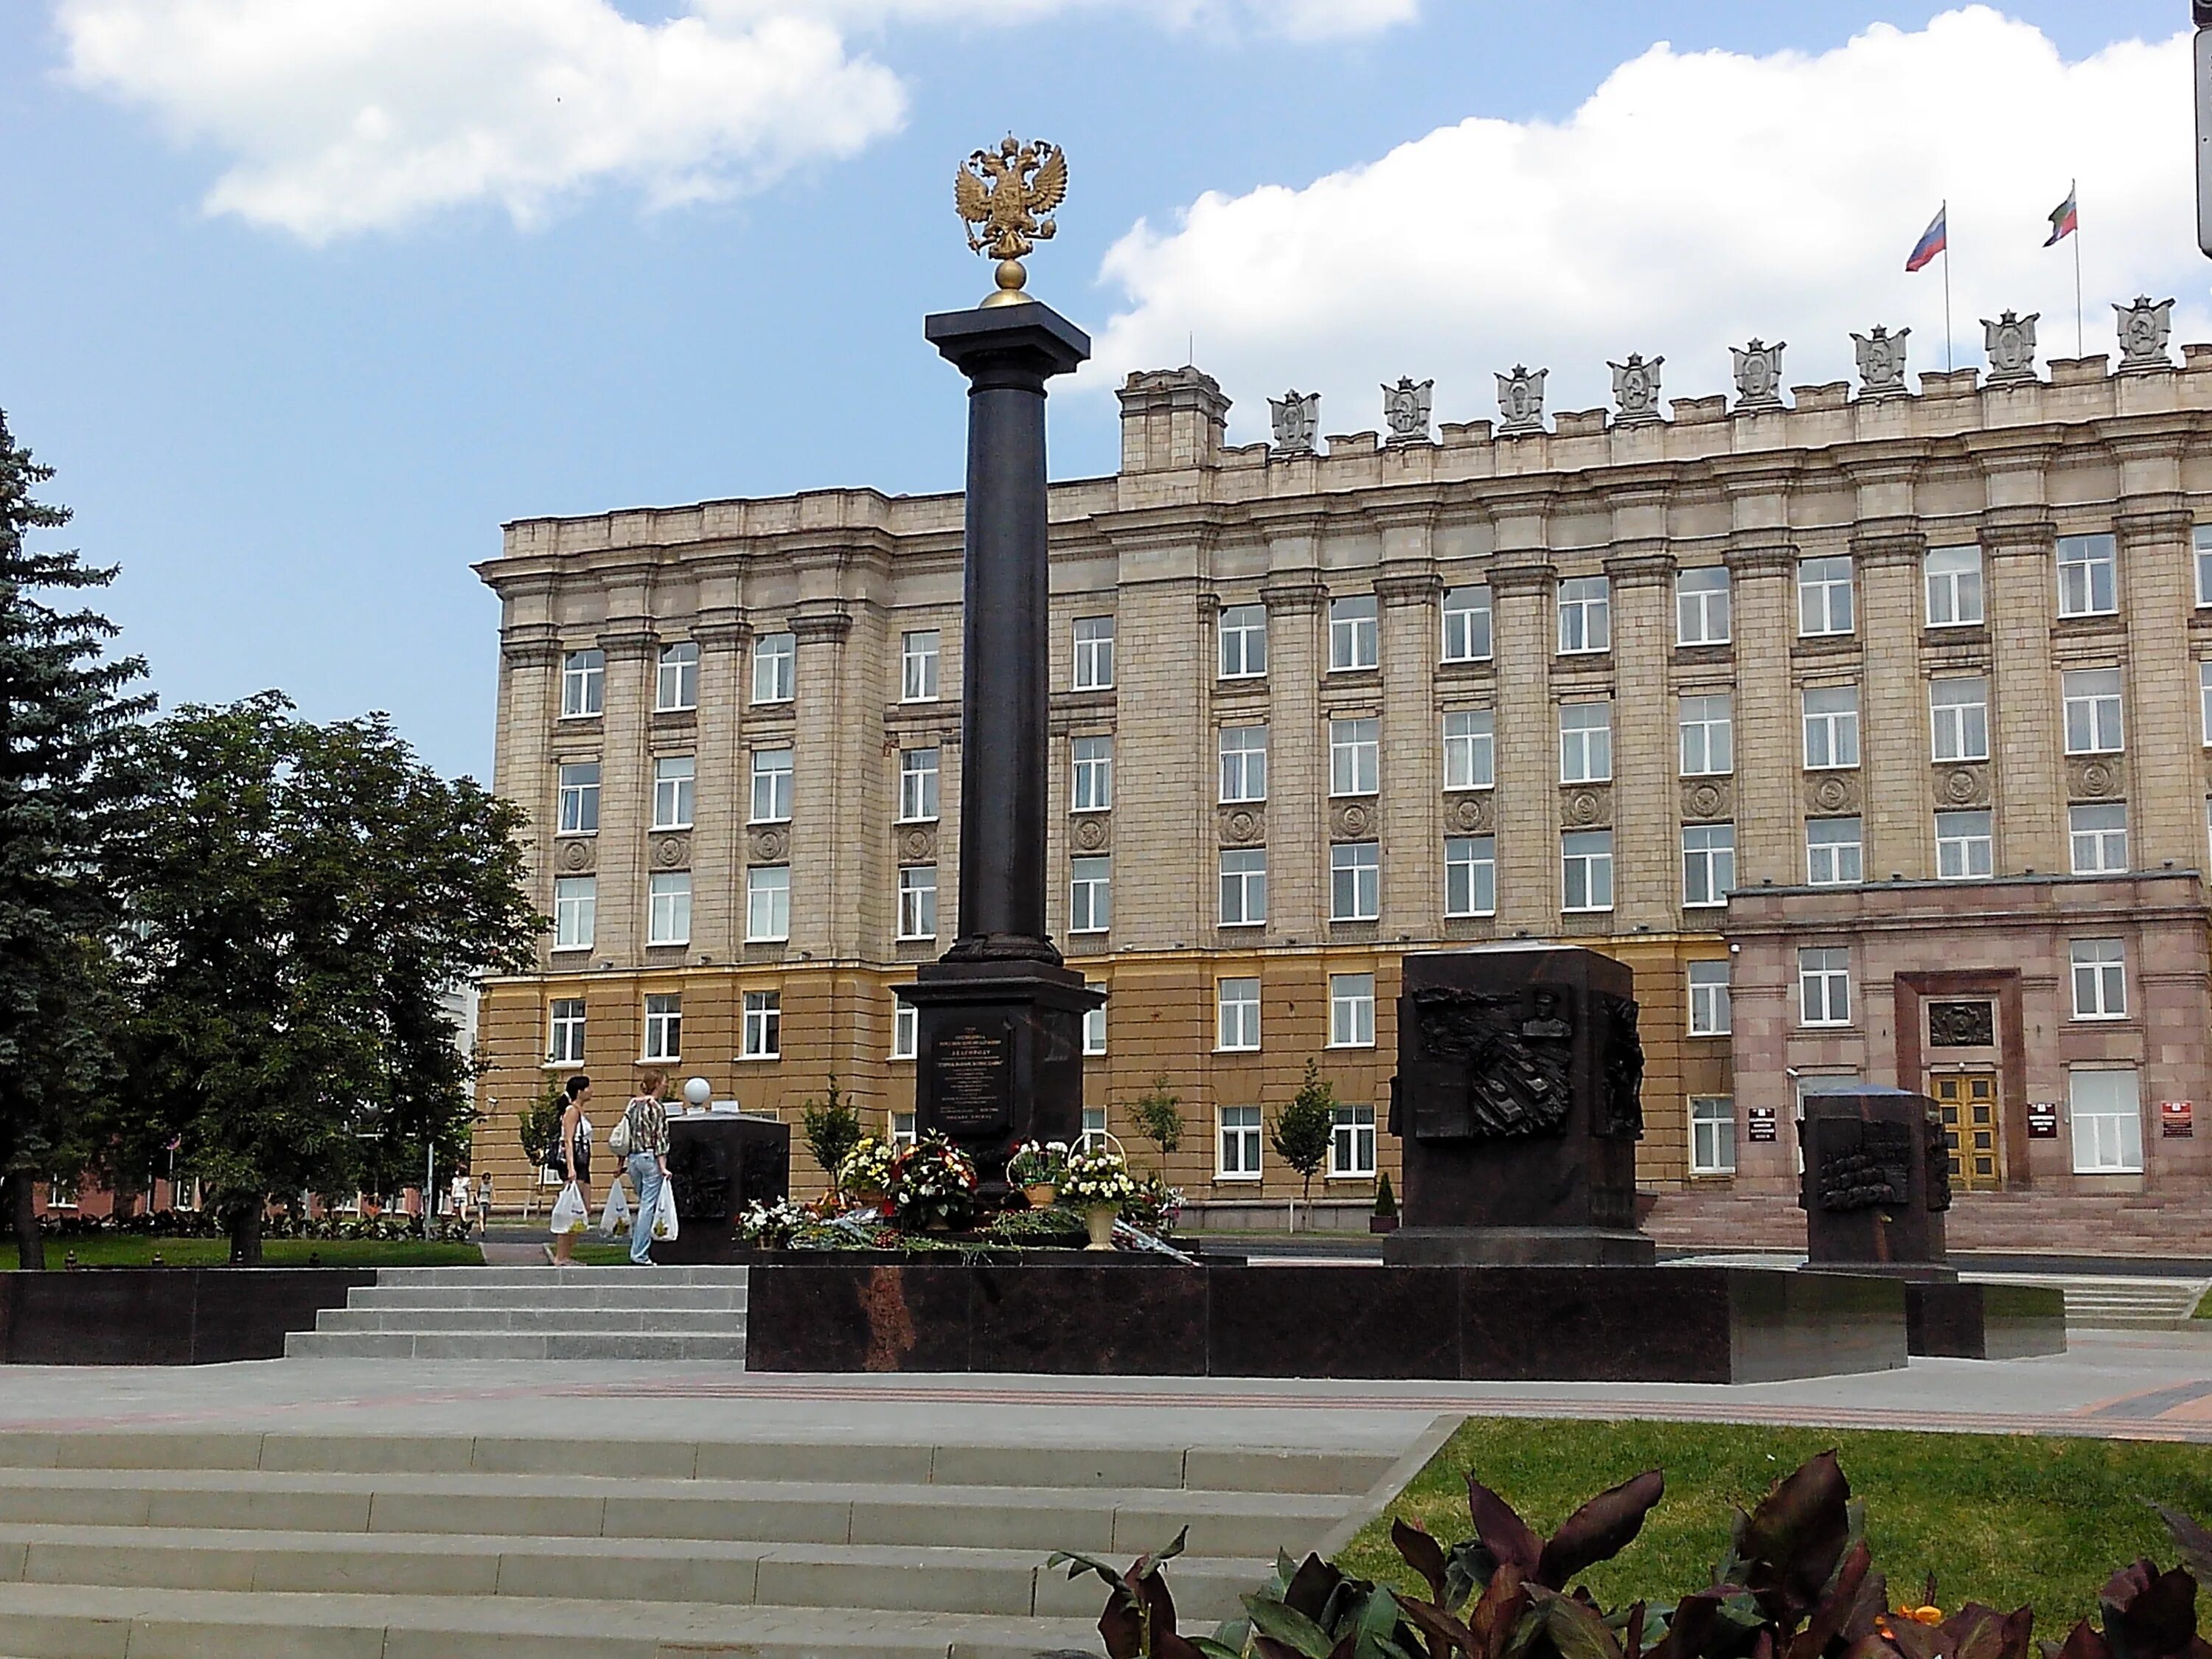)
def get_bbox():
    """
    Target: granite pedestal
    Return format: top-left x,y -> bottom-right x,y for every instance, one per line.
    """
653,1113 -> 791,1265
